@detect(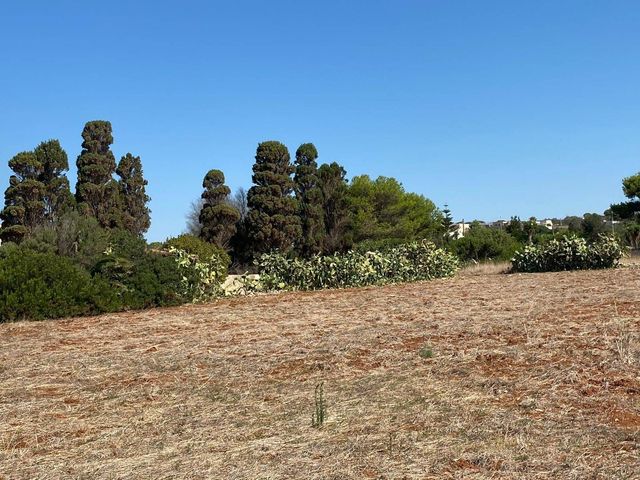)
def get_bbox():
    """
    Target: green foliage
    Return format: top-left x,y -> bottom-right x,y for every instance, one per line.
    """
622,173 -> 640,200
0,247 -> 118,321
116,153 -> 151,236
0,151 -> 46,242
419,346 -> 434,359
258,241 -> 458,291
164,234 -> 230,267
317,162 -> 351,253
75,120 -> 121,228
93,249 -> 189,309
441,204 -> 455,242
294,143 -> 325,256
512,235 -> 624,273
164,234 -> 230,301
21,211 -> 109,269
198,169 -> 240,248
34,139 -> 75,223
169,246 -> 229,301
311,383 -> 326,428
246,141 -> 301,255
581,213 -> 606,241
451,225 -> 522,261
347,175 -> 442,249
